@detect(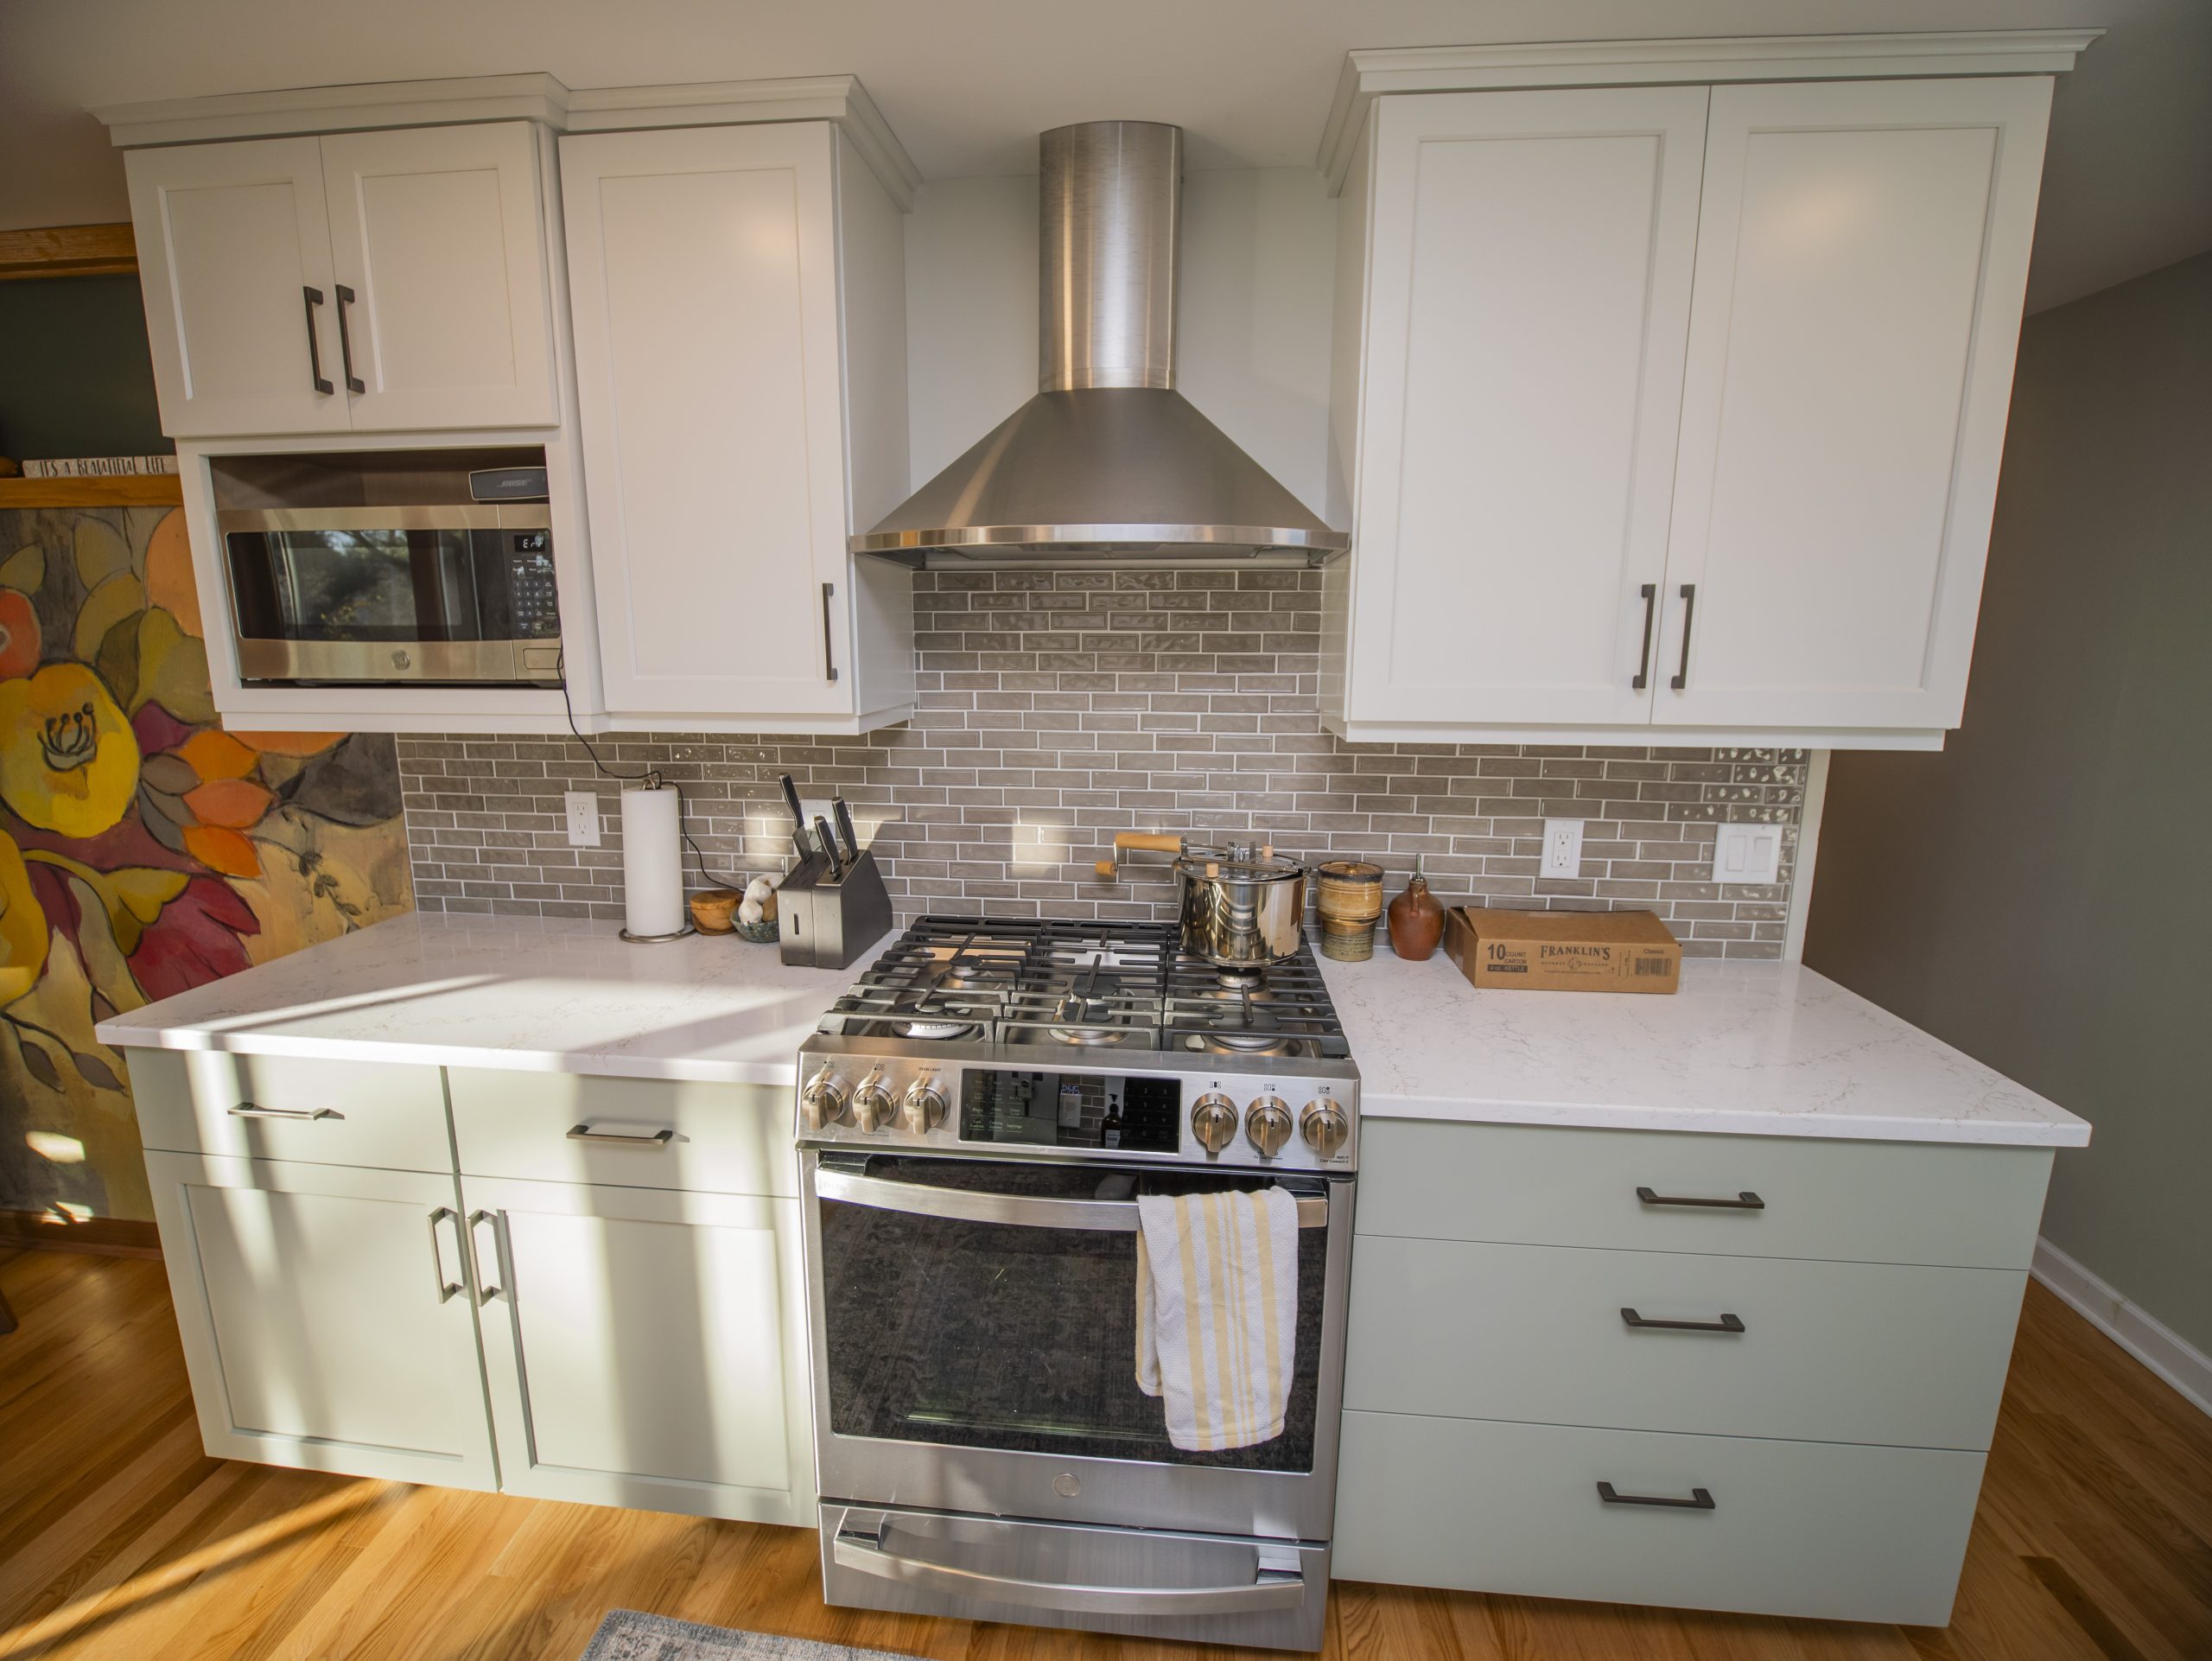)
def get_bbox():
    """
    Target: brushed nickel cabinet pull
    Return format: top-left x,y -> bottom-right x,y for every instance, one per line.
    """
1637,1186 -> 1763,1210
567,1123 -> 676,1146
821,582 -> 840,683
1598,1481 -> 1714,1511
1622,1308 -> 1745,1333
426,1206 -> 464,1303
467,1210 -> 505,1304
229,1102 -> 338,1122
